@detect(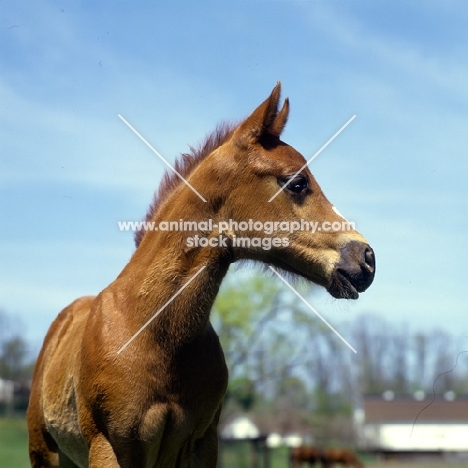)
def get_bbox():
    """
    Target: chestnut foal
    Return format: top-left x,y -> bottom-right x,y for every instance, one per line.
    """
28,83 -> 375,467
